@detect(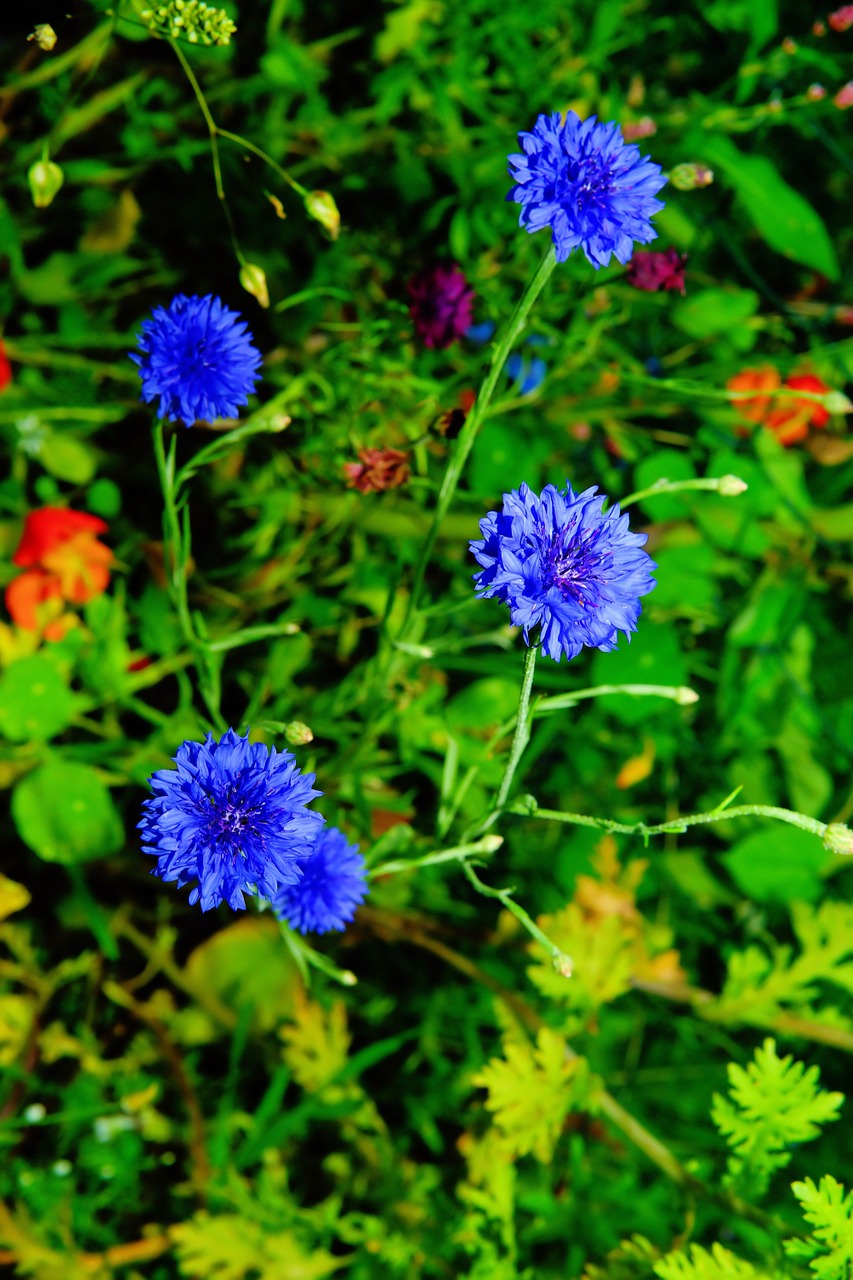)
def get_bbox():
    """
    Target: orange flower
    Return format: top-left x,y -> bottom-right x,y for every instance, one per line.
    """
764,373 -> 831,446
726,366 -> 781,424
6,507 -> 112,634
